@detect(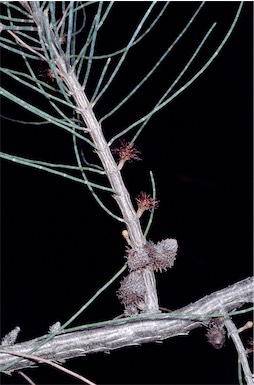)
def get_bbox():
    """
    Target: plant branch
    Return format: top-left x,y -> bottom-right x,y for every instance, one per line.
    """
0,350 -> 97,385
224,317 -> 253,385
0,277 -> 252,374
52,38 -> 160,314
6,29 -> 45,60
